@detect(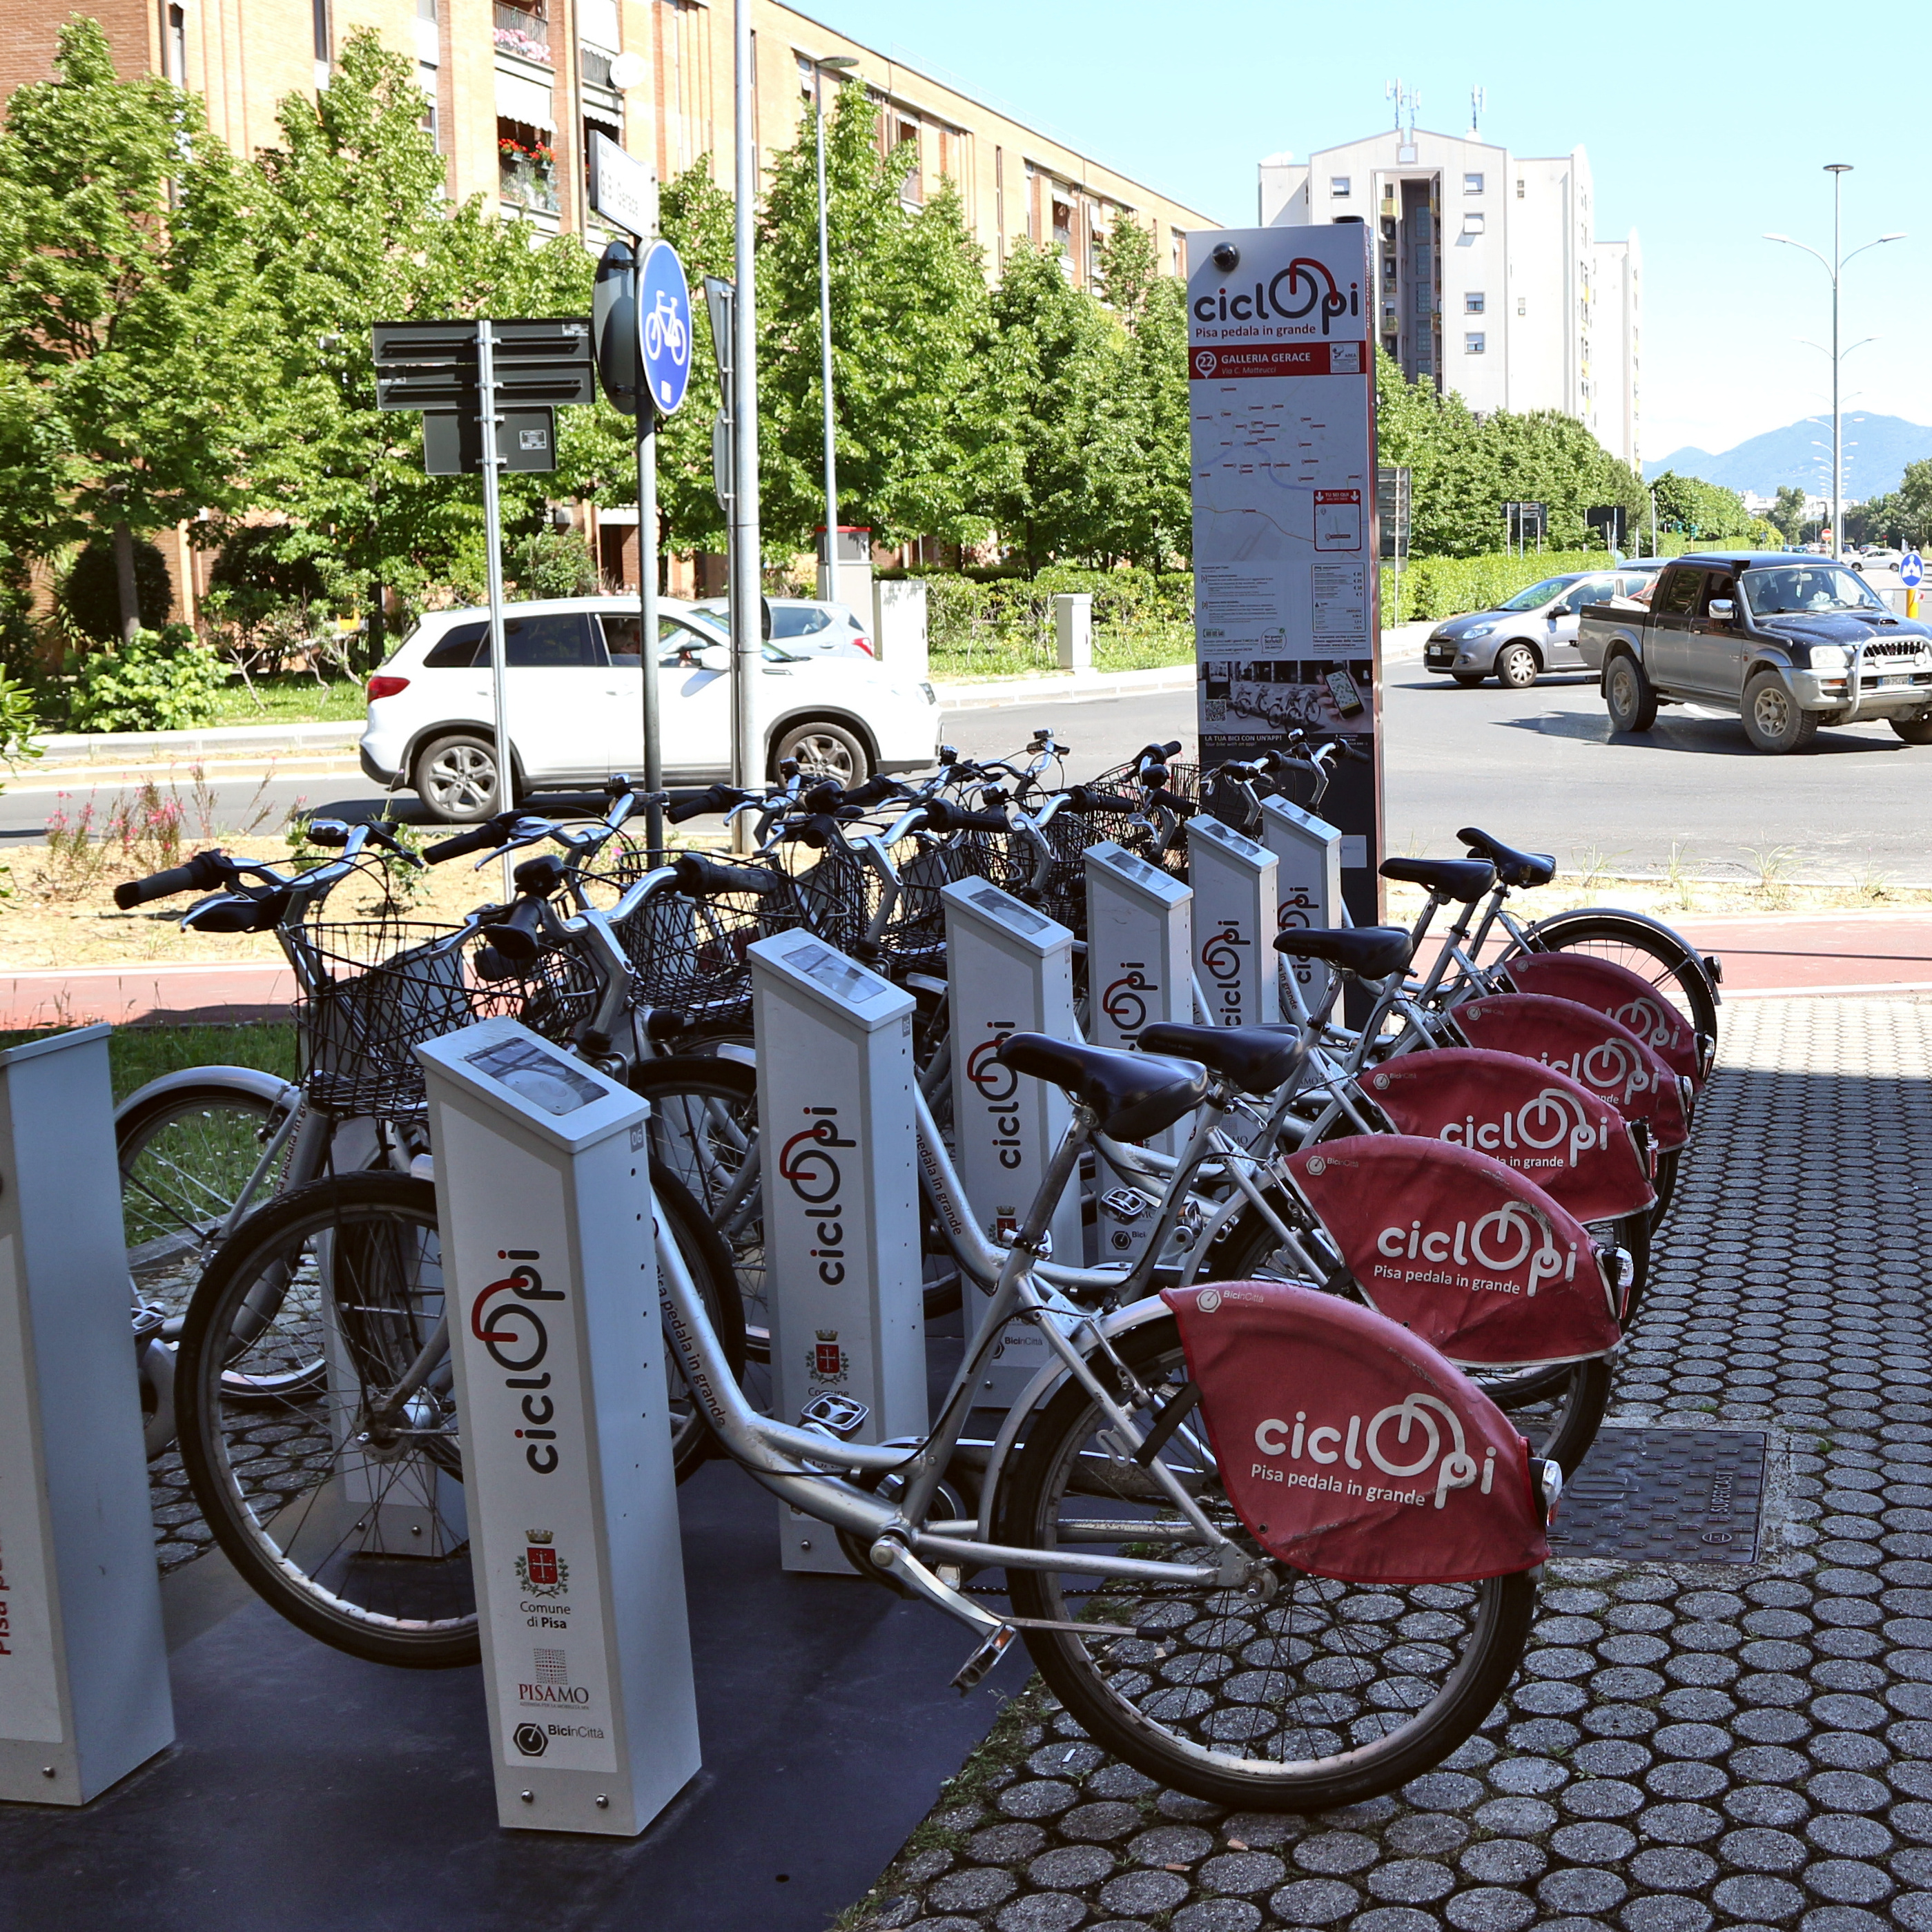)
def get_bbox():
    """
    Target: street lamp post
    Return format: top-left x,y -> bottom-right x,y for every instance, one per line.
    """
812,54 -> 859,603
1766,166 -> 1904,560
